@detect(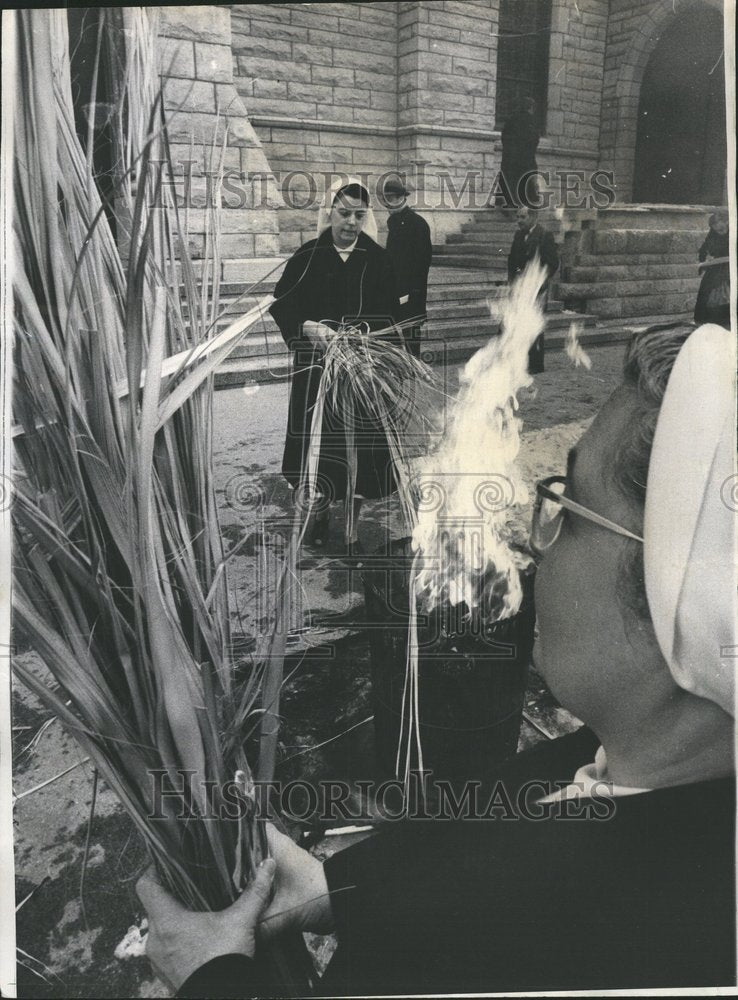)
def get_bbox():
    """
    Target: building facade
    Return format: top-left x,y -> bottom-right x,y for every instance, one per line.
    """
152,0 -> 726,273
